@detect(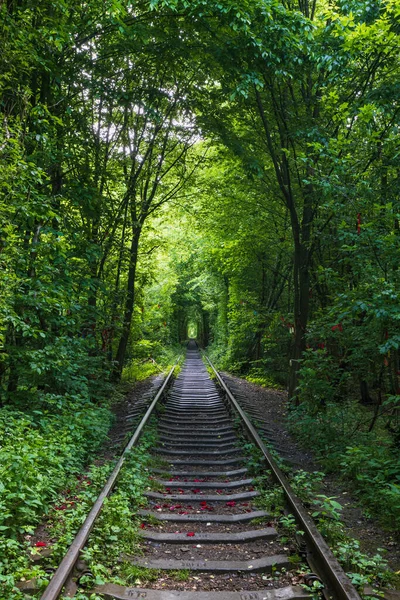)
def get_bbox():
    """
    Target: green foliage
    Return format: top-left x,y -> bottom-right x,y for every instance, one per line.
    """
334,541 -> 392,589
253,466 -> 392,590
0,404 -> 111,595
339,446 -> 400,529
0,423 -> 158,598
46,425 -> 159,593
245,371 -> 282,389
290,470 -> 326,503
289,402 -> 400,529
122,342 -> 181,382
310,495 -> 344,543
255,484 -> 285,517
280,468 -> 395,591
0,407 -> 111,538
121,564 -> 161,585
279,513 -> 301,537
240,438 -> 266,475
